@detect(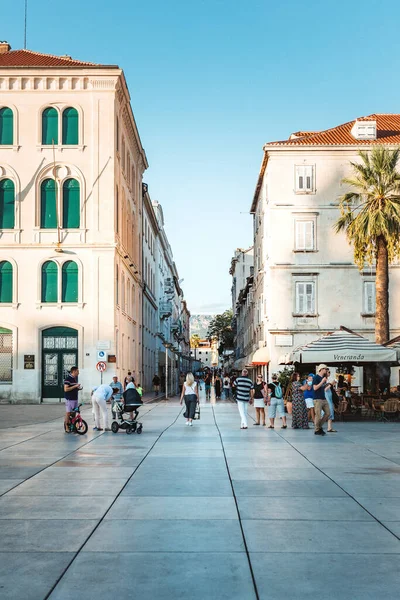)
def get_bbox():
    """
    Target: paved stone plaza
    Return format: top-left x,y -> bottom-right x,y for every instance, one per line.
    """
0,393 -> 399,599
